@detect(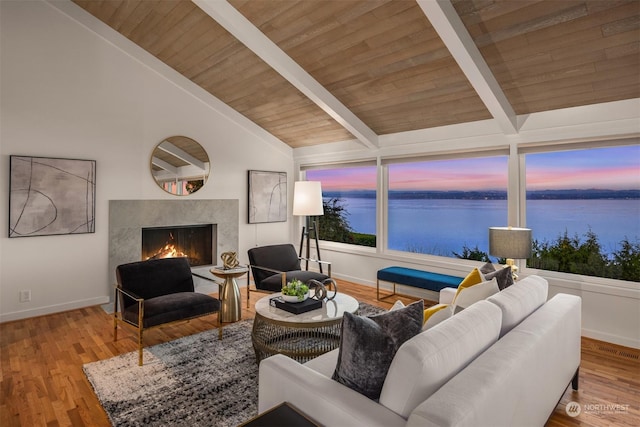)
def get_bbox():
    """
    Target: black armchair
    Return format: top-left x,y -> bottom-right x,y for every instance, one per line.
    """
114,257 -> 222,365
247,243 -> 331,307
